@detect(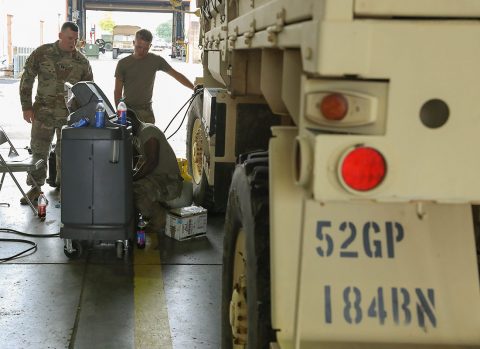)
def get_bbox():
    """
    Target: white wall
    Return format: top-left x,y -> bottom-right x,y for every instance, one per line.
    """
0,0 -> 6,60
0,0 -> 66,59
